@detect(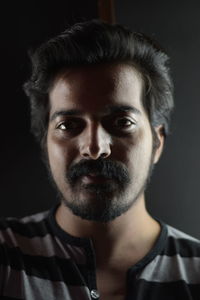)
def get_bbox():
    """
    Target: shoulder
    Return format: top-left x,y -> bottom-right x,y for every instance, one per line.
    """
139,223 -> 200,287
165,224 -> 200,256
167,225 -> 200,242
157,224 -> 200,284
0,210 -> 51,250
